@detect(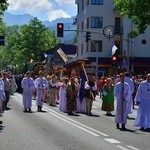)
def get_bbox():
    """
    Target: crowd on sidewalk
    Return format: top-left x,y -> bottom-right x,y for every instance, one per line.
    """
0,70 -> 150,132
